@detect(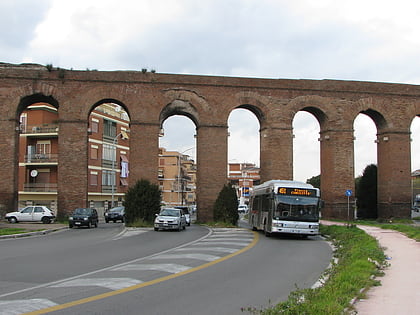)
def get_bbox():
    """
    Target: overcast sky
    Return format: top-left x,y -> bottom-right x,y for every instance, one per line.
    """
1,0 -> 419,181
